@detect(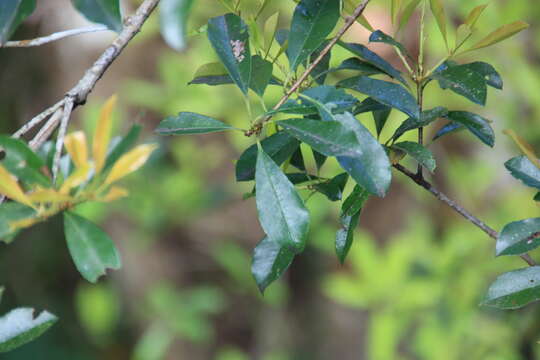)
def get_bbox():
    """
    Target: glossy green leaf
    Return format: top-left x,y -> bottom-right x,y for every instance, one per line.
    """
392,141 -> 436,172
255,146 -> 310,252
338,42 -> 407,85
369,30 -> 410,58
290,147 -> 306,171
0,0 -> 36,45
482,266 -> 540,309
354,97 -> 388,114
433,64 -> 487,106
467,61 -> 503,90
468,21 -> 529,51
464,4 -> 488,29
391,107 -> 448,141
336,57 -> 383,75
0,135 -> 50,186
236,132 -> 299,181
159,0 -> 195,51
429,0 -> 448,47
432,121 -> 464,141
310,41 -> 331,85
338,76 -> 419,119
445,111 -> 494,147
0,308 -> 57,353
314,173 -> 348,201
496,218 -> 540,256
313,150 -> 327,170
207,13 -> 252,94
301,85 -> 359,113
188,62 -> 235,86
372,107 -> 392,138
251,236 -> 295,293
505,156 -> 540,190
0,202 -> 37,243
104,124 -> 142,171
250,55 -> 273,96
64,212 -> 121,283
287,0 -> 340,71
71,0 -> 122,32
156,112 -> 234,135
336,185 -> 369,263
